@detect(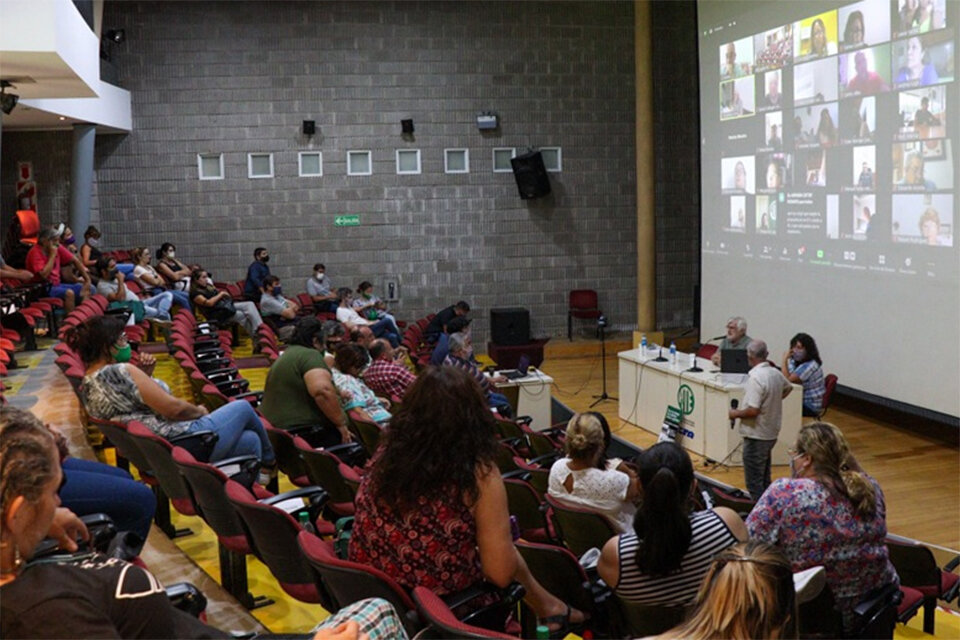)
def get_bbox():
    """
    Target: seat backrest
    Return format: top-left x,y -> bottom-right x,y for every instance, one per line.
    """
821,373 -> 838,413
516,541 -> 595,615
297,530 -> 419,633
569,289 -> 599,310
223,480 -> 325,604
544,494 -> 618,558
614,596 -> 690,638
172,447 -> 249,544
126,422 -> 195,512
411,586 -> 516,640
296,441 -> 358,506
695,343 -> 718,360
89,418 -> 155,479
264,425 -> 310,484
16,210 -> 40,245
348,409 -> 383,457
503,478 -> 549,537
885,538 -> 939,588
